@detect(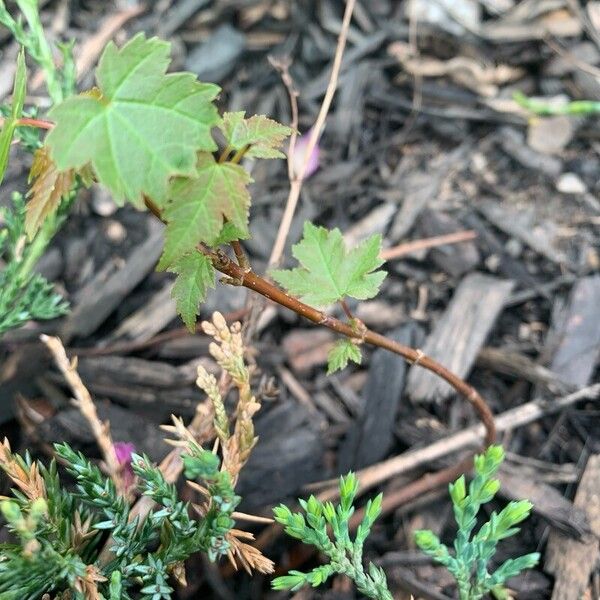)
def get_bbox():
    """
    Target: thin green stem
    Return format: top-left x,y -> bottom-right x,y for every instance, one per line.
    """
230,144 -> 251,164
218,145 -> 232,164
